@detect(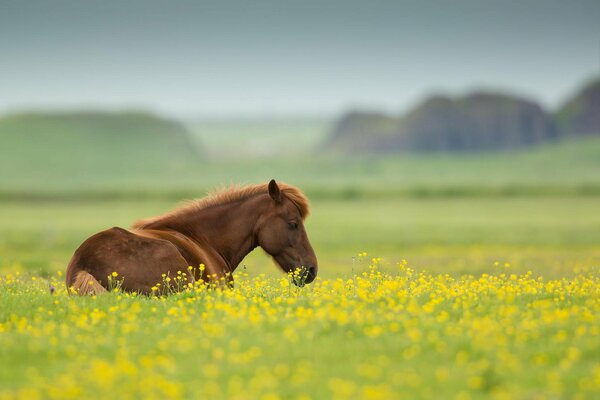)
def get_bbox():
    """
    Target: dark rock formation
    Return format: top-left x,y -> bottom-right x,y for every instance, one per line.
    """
326,92 -> 556,153
555,78 -> 600,137
397,92 -> 556,152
